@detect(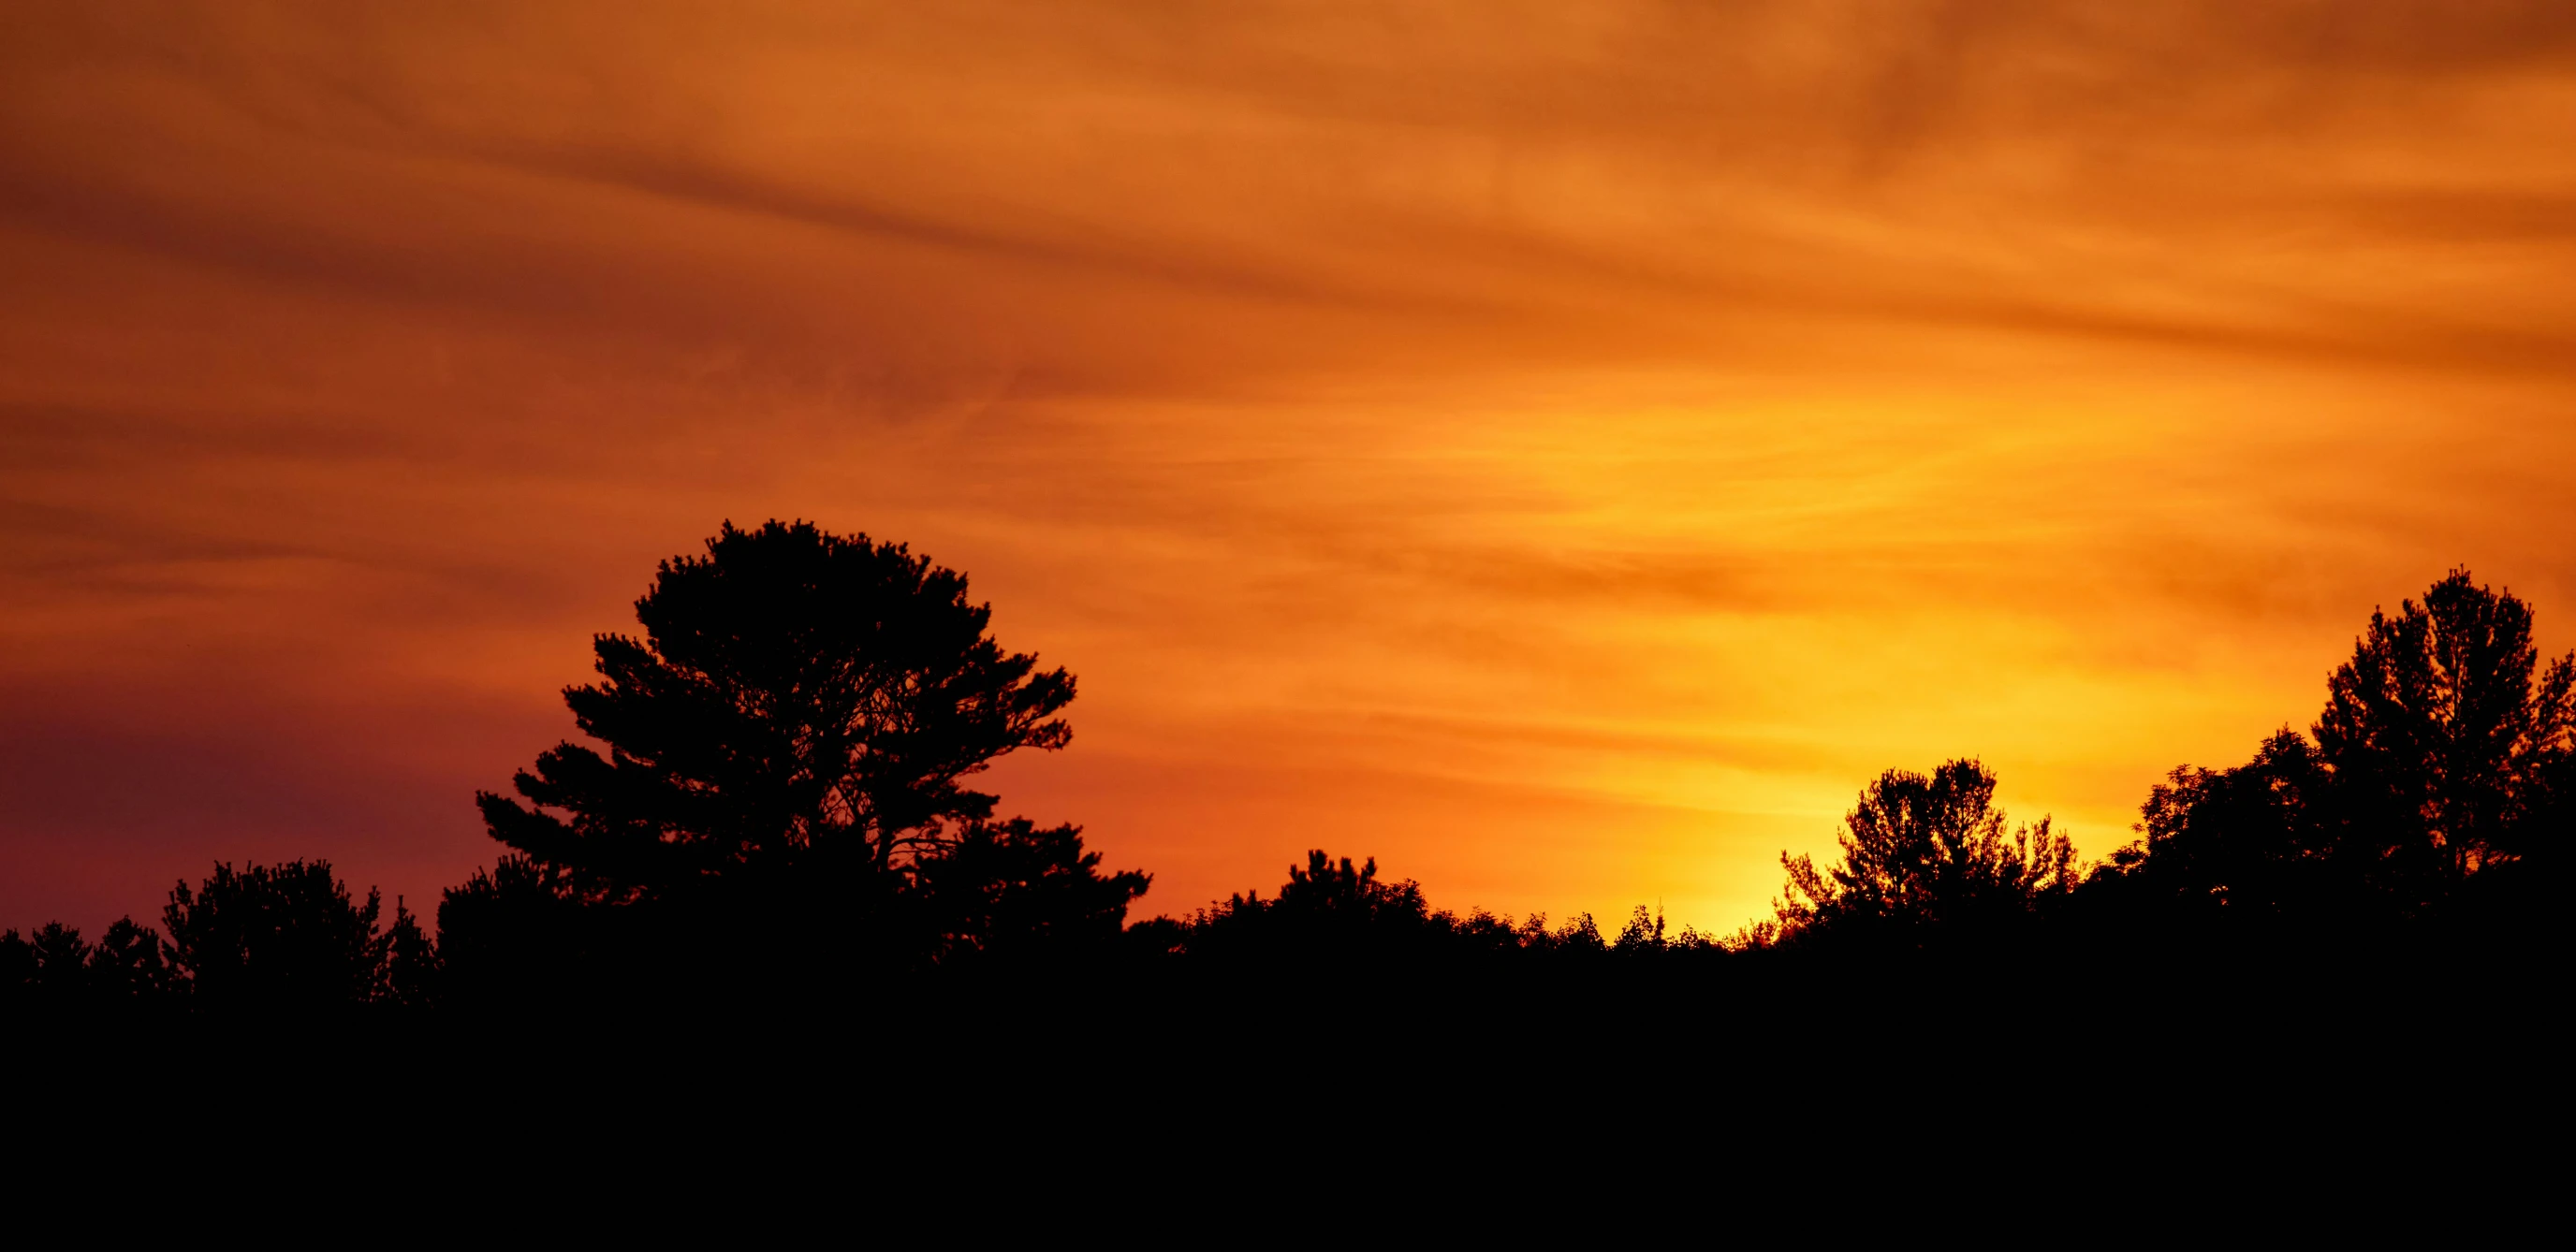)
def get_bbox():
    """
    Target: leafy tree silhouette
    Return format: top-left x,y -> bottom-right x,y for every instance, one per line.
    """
1,918 -> 173,1006
1276,852 -> 1425,922
2092,569 -> 2574,929
5,869 -> 419,1012
0,930 -> 33,997
32,923 -> 89,990
434,855 -> 599,1004
163,860 -> 392,1007
912,818 -> 1150,964
2098,731 -> 2345,928
1156,851 -> 1718,972
1764,759 -> 2076,948
18,922 -> 93,1003
380,899 -> 440,1006
1178,852 -> 1436,962
2316,569 -> 2574,891
86,916 -> 173,999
